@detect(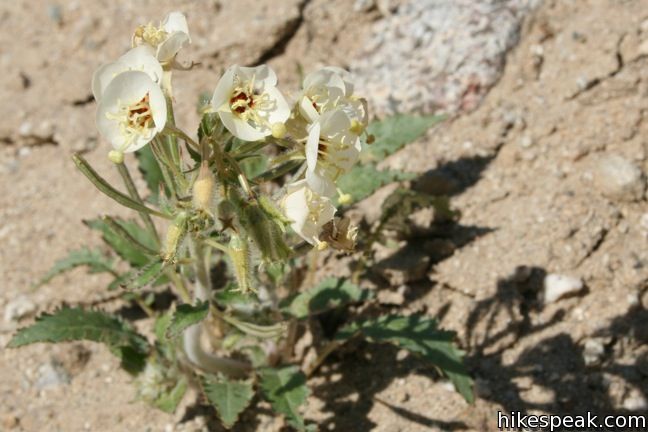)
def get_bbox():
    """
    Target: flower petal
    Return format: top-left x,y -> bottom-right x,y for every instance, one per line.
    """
211,66 -> 236,111
157,32 -> 190,62
263,86 -> 291,125
219,111 -> 266,141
